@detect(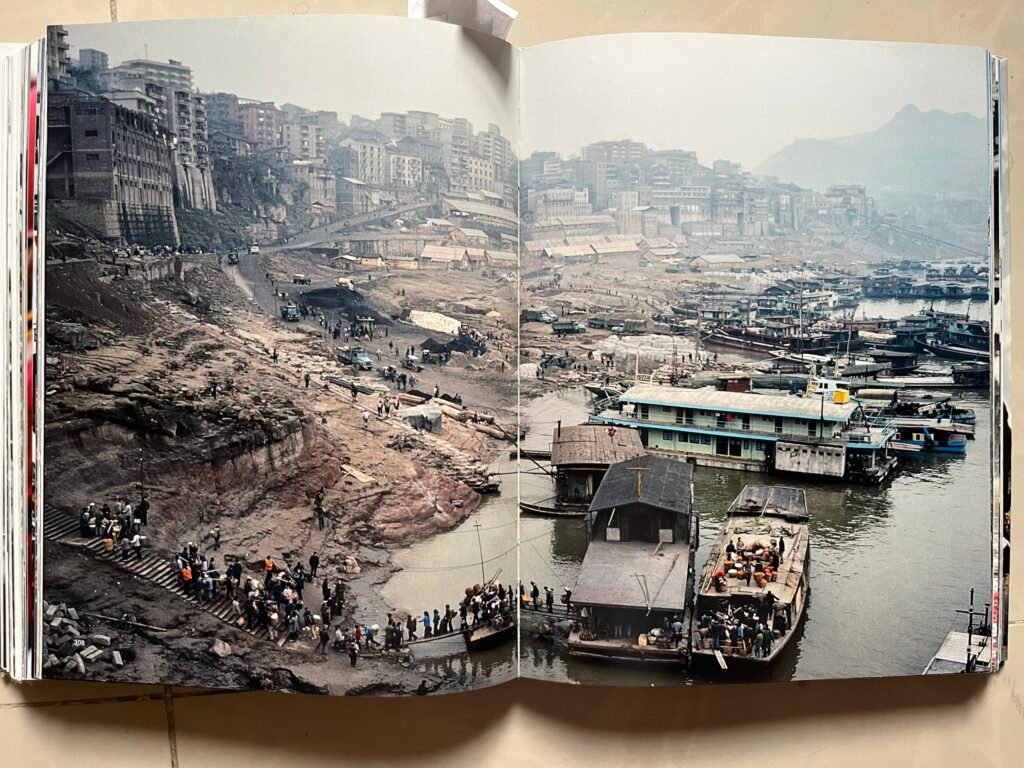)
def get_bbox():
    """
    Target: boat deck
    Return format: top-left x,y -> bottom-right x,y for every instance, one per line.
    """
924,630 -> 992,674
698,487 -> 809,607
567,630 -> 687,664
